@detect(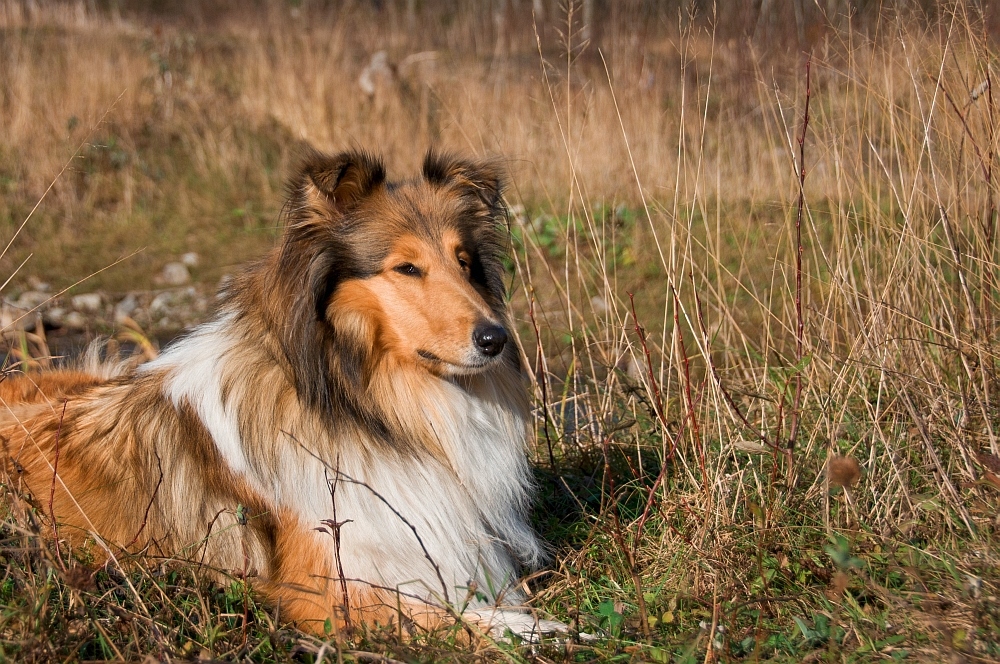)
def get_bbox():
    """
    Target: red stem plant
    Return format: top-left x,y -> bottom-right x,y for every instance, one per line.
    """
788,53 -> 811,455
